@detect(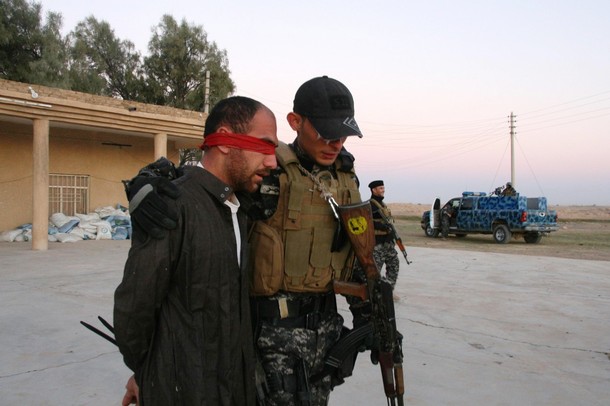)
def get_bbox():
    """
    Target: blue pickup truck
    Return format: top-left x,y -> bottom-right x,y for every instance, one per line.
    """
420,191 -> 559,244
